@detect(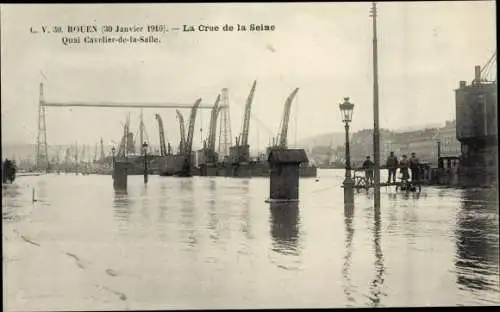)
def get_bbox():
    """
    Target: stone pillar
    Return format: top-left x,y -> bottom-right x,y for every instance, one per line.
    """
267,149 -> 308,202
113,161 -> 129,190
